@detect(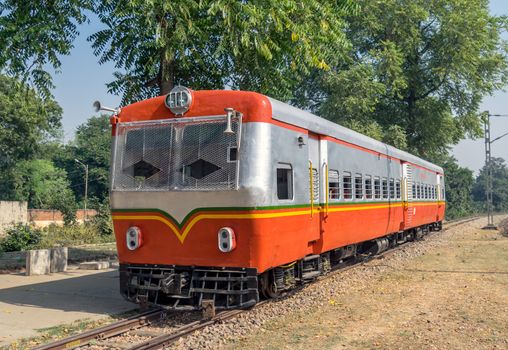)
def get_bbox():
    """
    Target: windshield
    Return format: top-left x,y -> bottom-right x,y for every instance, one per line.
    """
112,116 -> 241,191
